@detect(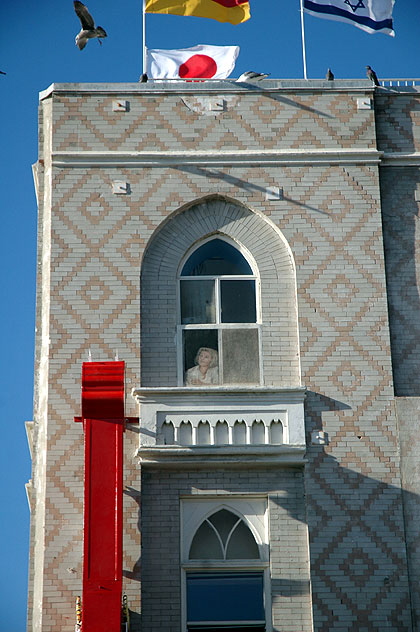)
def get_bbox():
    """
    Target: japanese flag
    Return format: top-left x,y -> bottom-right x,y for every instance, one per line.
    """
146,44 -> 240,79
